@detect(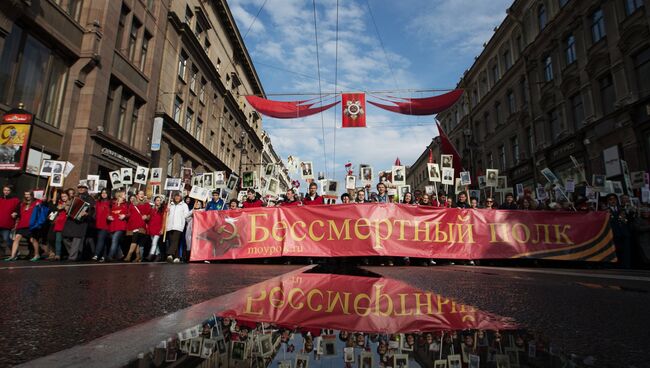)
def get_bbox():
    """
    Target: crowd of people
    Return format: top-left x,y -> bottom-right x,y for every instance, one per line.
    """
0,179 -> 648,268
